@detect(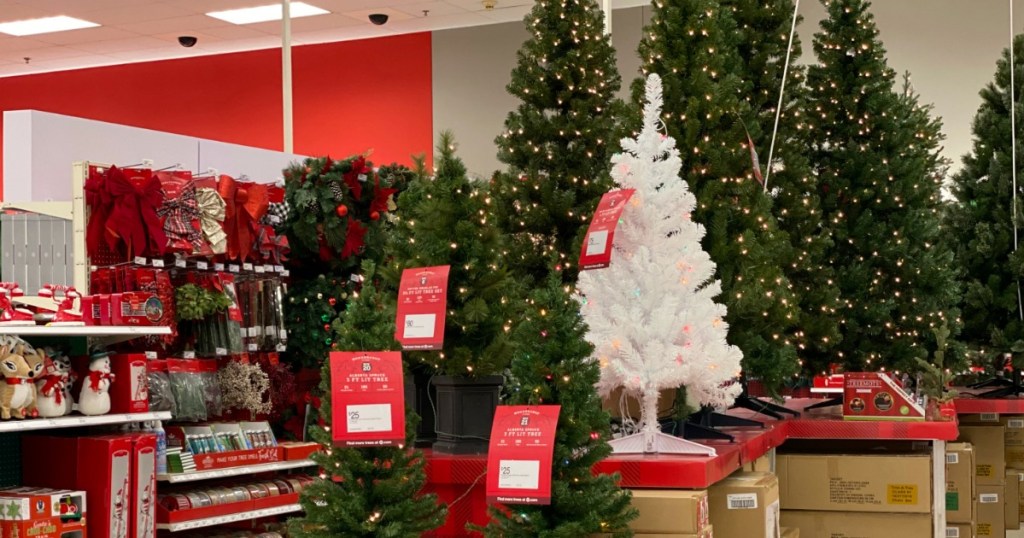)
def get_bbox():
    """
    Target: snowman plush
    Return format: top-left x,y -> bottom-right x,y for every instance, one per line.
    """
35,354 -> 69,418
78,352 -> 115,416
